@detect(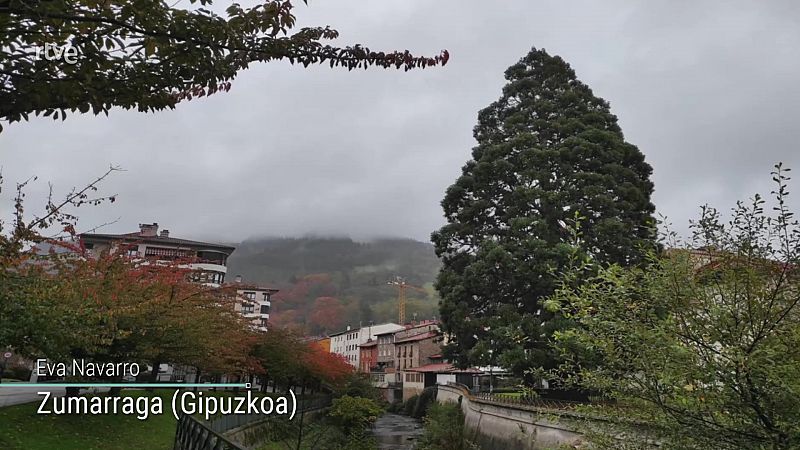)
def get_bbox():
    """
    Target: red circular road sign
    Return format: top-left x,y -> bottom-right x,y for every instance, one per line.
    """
3,352 -> 11,359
